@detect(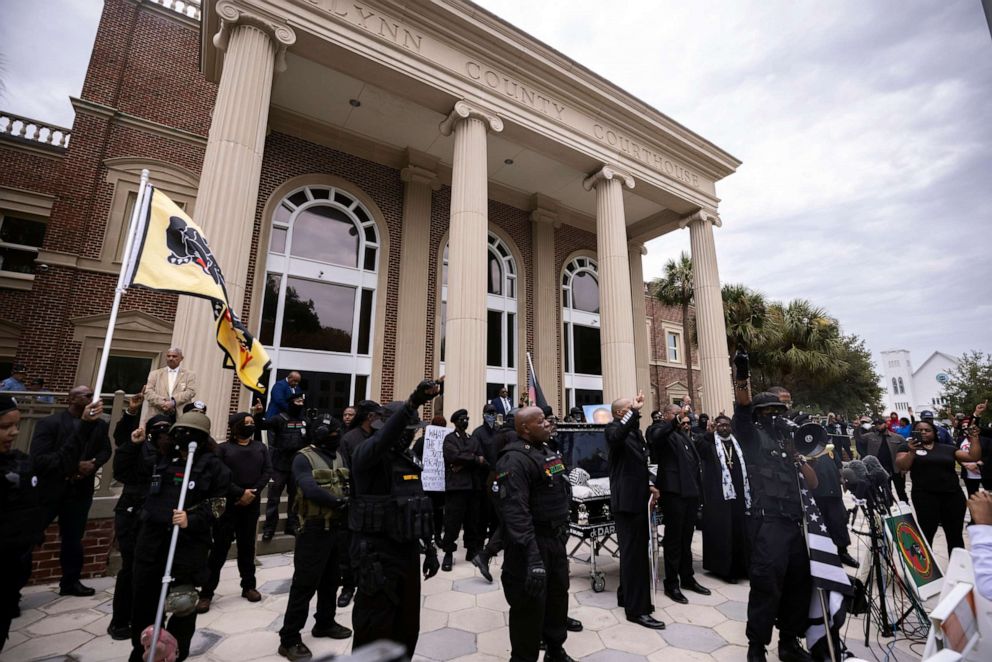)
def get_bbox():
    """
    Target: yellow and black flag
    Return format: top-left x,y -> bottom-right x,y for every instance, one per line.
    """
125,186 -> 271,396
